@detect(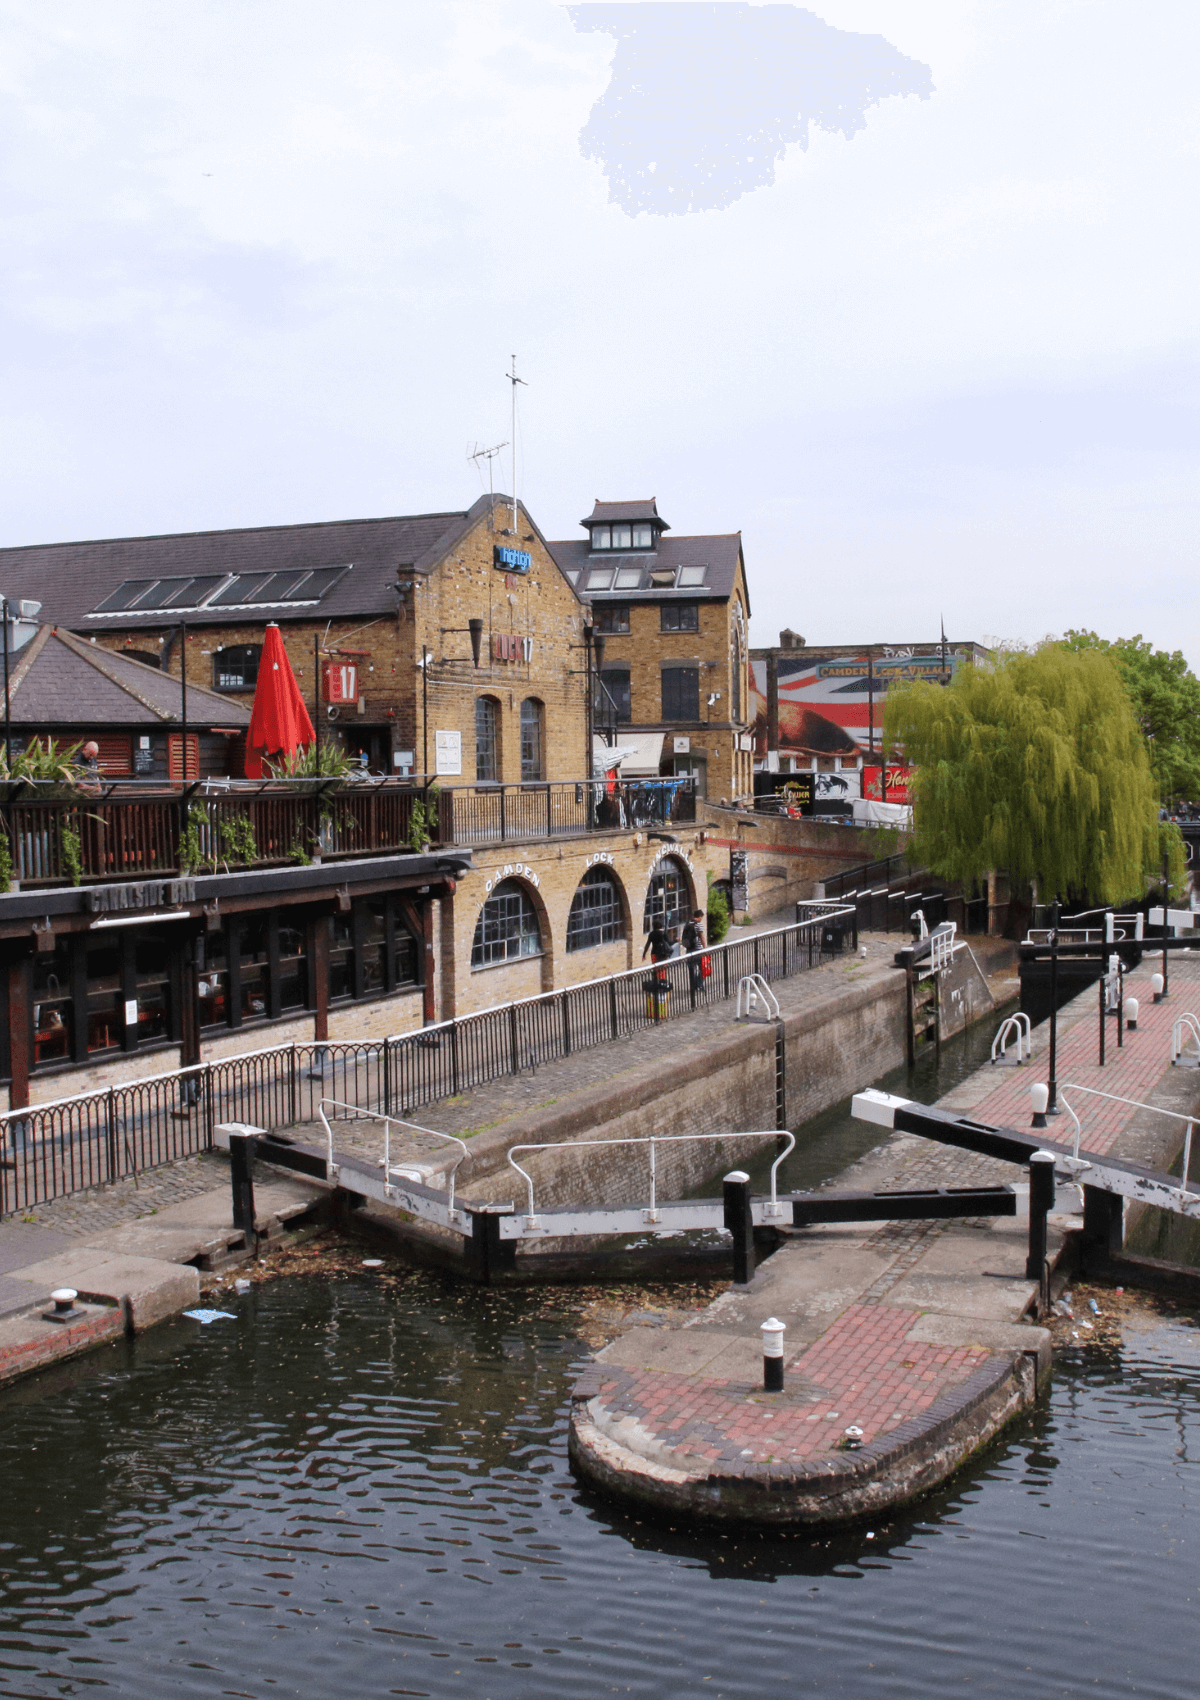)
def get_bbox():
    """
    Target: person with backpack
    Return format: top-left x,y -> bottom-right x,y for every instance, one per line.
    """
681,908 -> 707,1005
